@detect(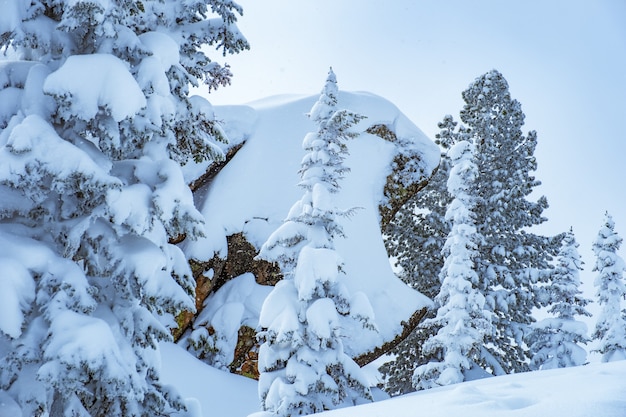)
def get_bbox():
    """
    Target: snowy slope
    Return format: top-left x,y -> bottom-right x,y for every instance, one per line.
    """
183,92 -> 439,355
321,361 -> 626,417
160,341 -> 626,417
